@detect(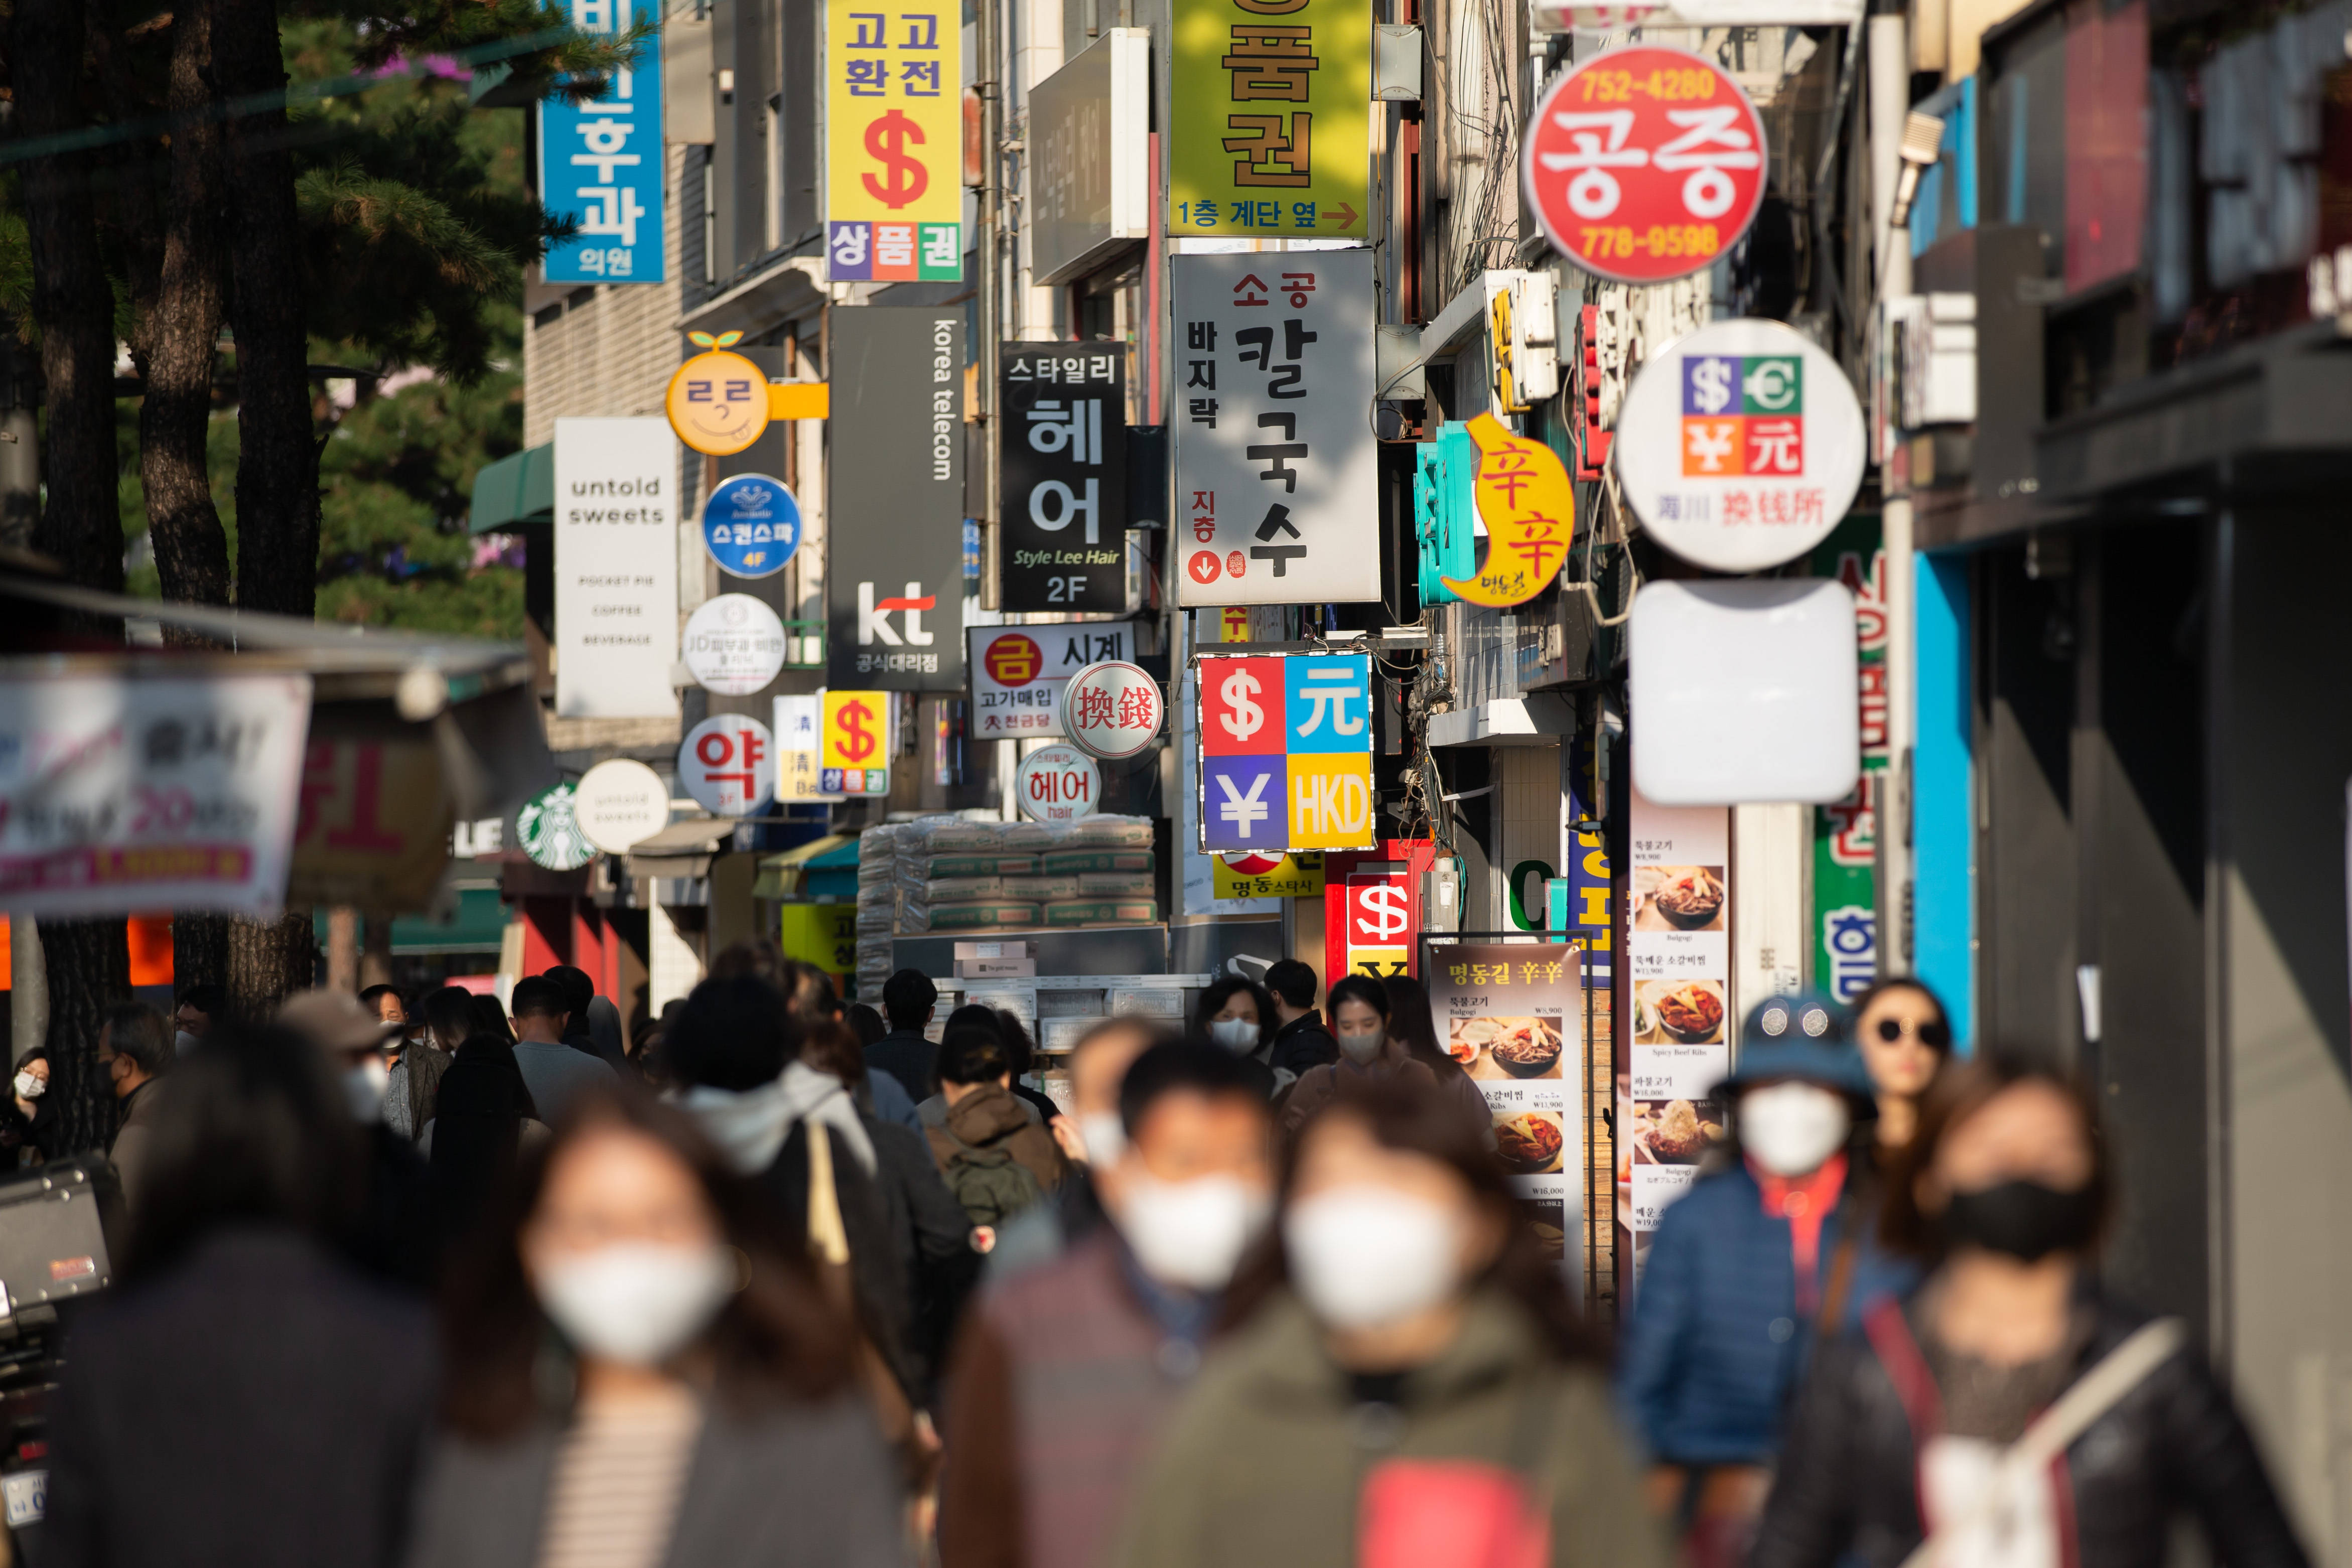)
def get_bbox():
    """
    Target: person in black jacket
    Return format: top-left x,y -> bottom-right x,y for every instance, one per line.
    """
1261,959 -> 1340,1083
543,964 -> 627,1071
44,1025 -> 435,1568
868,968 -> 940,1104
1752,1053 -> 2307,1568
